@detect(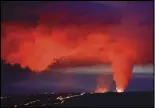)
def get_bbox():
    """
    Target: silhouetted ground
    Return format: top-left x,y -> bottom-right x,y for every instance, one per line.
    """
59,92 -> 153,107
1,91 -> 153,107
